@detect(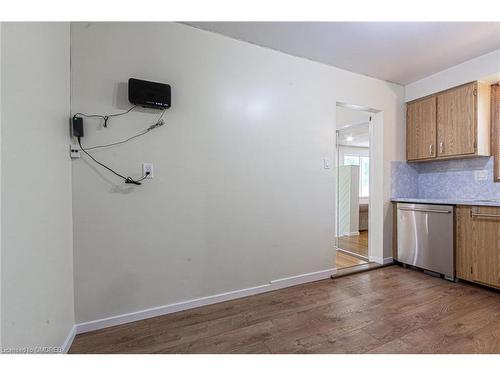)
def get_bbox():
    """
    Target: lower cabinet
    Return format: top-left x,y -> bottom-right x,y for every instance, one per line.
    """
456,206 -> 500,288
